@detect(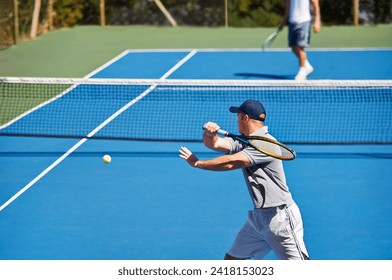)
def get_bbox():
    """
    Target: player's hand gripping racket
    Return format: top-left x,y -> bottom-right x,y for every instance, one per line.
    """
261,20 -> 286,50
206,127 -> 296,160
